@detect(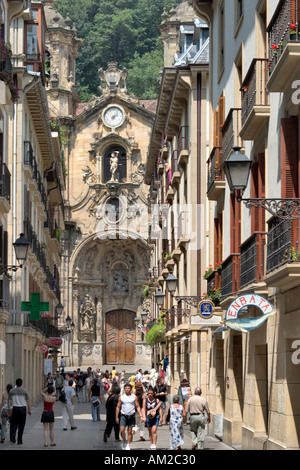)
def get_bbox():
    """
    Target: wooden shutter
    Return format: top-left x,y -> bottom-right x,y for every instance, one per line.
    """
214,213 -> 223,288
281,117 -> 298,199
218,96 -> 225,147
251,153 -> 266,232
281,117 -> 299,247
